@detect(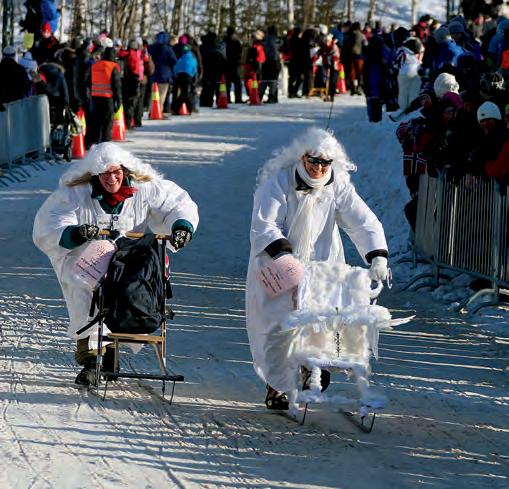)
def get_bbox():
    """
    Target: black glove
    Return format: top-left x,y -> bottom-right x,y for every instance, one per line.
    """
170,230 -> 192,250
70,224 -> 100,245
113,99 -> 121,113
